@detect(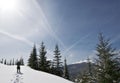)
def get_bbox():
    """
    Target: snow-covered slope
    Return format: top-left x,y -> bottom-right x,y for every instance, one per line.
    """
0,64 -> 73,83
